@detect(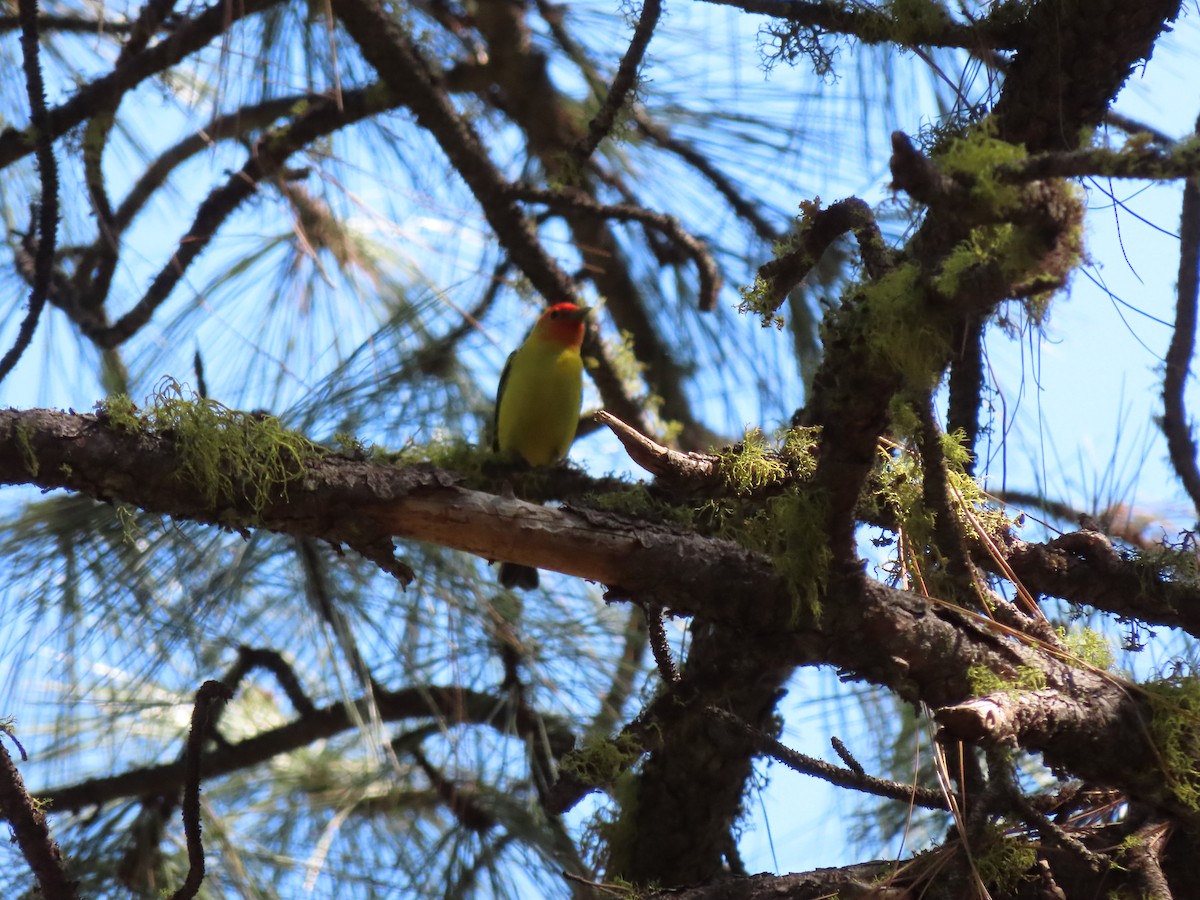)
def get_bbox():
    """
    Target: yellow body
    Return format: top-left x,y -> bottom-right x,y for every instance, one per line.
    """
494,335 -> 583,466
